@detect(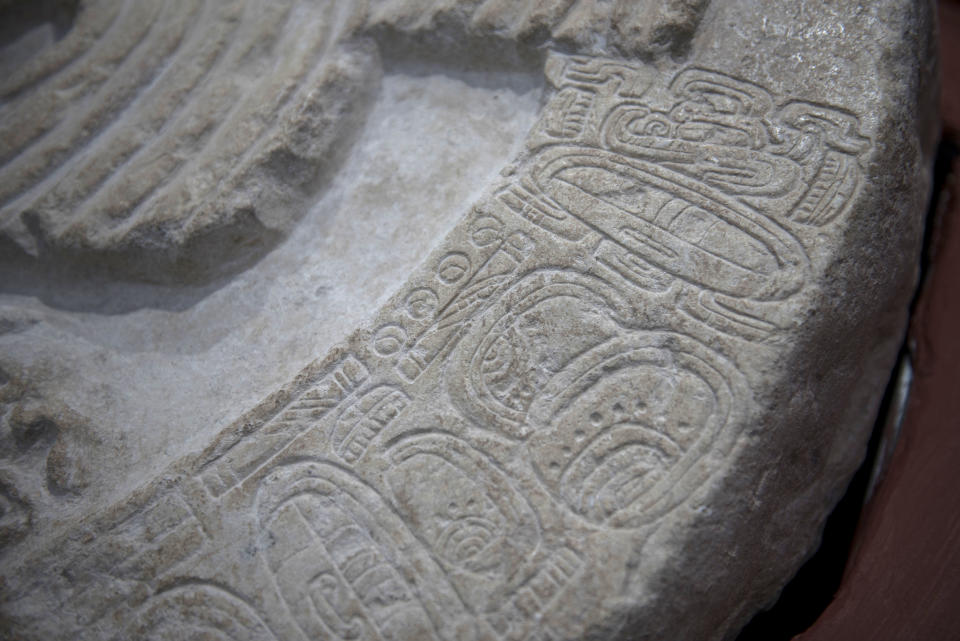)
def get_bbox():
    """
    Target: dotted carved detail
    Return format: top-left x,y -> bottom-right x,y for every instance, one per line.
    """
526,332 -> 740,528
5,50 -> 880,641
448,270 -> 746,529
